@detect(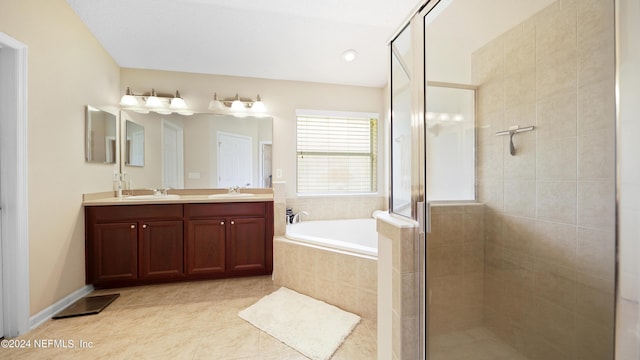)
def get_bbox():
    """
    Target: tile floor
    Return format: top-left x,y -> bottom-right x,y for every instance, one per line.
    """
429,327 -> 528,360
2,276 -> 376,360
